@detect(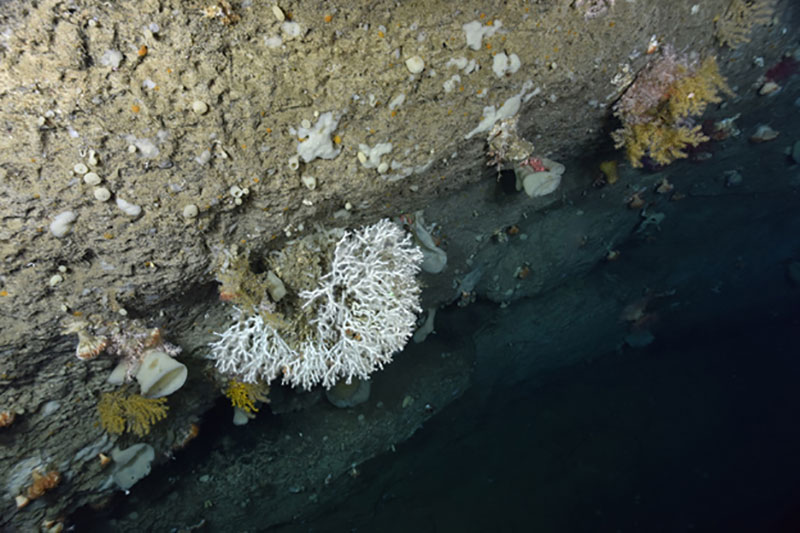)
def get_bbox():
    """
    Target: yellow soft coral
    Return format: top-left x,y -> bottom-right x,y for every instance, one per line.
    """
97,390 -> 168,437
225,379 -> 270,413
714,0 -> 775,49
615,121 -> 708,167
666,58 -> 733,119
613,56 -> 732,167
